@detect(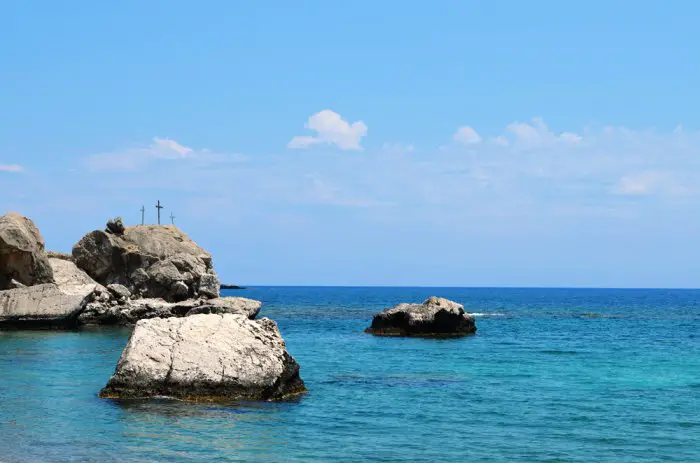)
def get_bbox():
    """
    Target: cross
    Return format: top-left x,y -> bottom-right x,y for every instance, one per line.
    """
140,205 -> 145,225
169,213 -> 175,225
155,200 -> 164,225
